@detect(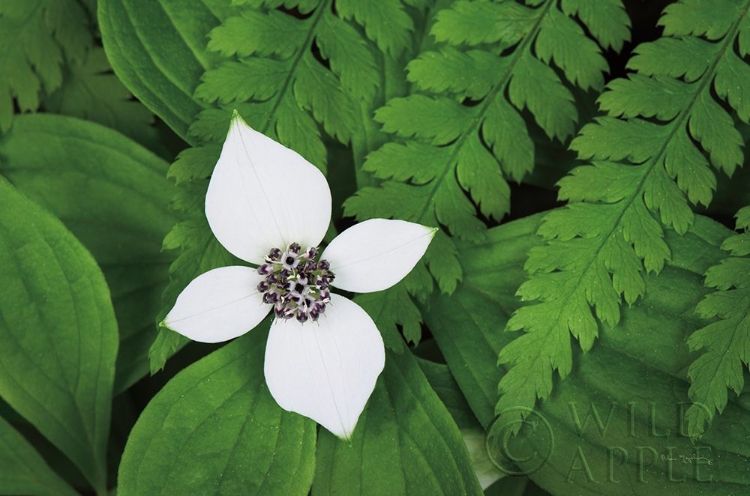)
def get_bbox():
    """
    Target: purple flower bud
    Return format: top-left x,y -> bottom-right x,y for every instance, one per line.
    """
263,292 -> 279,304
257,280 -> 270,292
306,246 -> 318,259
267,248 -> 282,261
257,263 -> 272,275
274,304 -> 286,318
296,310 -> 309,323
318,260 -> 330,271
288,242 -> 301,254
